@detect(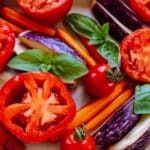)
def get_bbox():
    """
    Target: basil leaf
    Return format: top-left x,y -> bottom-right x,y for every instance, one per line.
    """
50,54 -> 88,82
7,49 -> 45,71
89,35 -> 105,45
65,14 -> 102,38
100,23 -> 109,39
134,84 -> 150,114
98,40 -> 119,66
